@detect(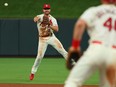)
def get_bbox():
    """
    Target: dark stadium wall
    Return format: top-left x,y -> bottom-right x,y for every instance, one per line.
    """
0,19 -> 89,57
